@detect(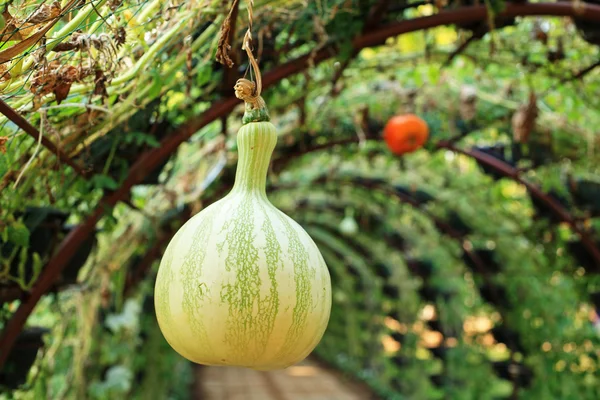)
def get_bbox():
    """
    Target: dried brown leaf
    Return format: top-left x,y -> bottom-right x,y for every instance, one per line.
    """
0,9 -> 24,41
52,41 -> 78,52
25,1 -> 61,25
93,69 -> 108,97
0,63 -> 10,82
215,0 -> 240,68
31,60 -> 96,108
61,65 -> 79,82
109,0 -> 125,12
0,136 -> 7,153
54,82 -> 72,104
0,23 -> 51,63
0,25 -> 24,42
52,31 -> 85,52
113,27 -> 126,48
31,61 -> 60,96
0,0 -> 78,64
32,95 -> 43,111
512,92 -> 538,143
